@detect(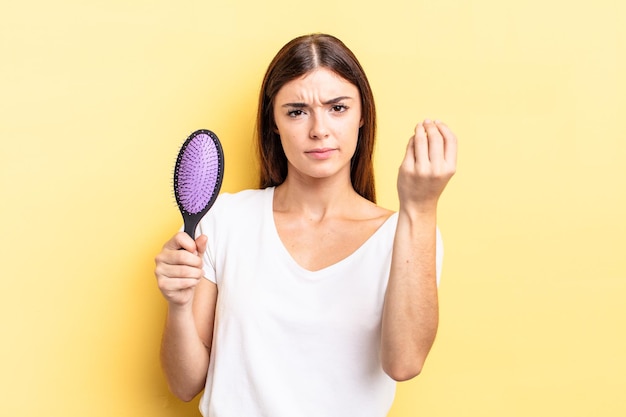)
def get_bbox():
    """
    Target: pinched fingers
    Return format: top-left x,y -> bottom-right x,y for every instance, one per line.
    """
398,119 -> 458,206
401,122 -> 433,169
434,120 -> 458,169
412,119 -> 457,176
422,120 -> 445,164
411,122 -> 429,167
